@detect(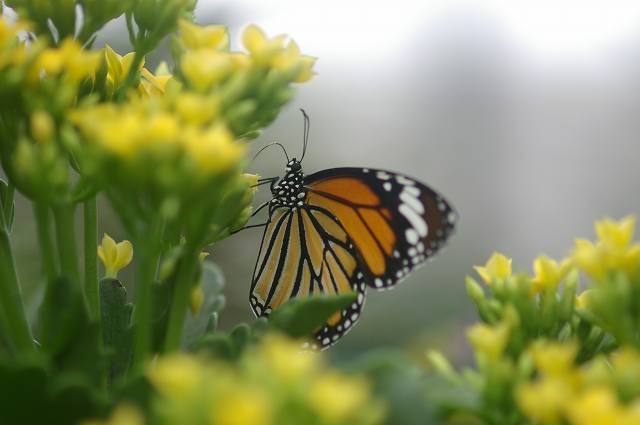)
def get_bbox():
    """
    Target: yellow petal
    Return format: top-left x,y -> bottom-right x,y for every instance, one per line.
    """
242,24 -> 266,54
474,252 -> 512,284
595,216 -> 635,248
